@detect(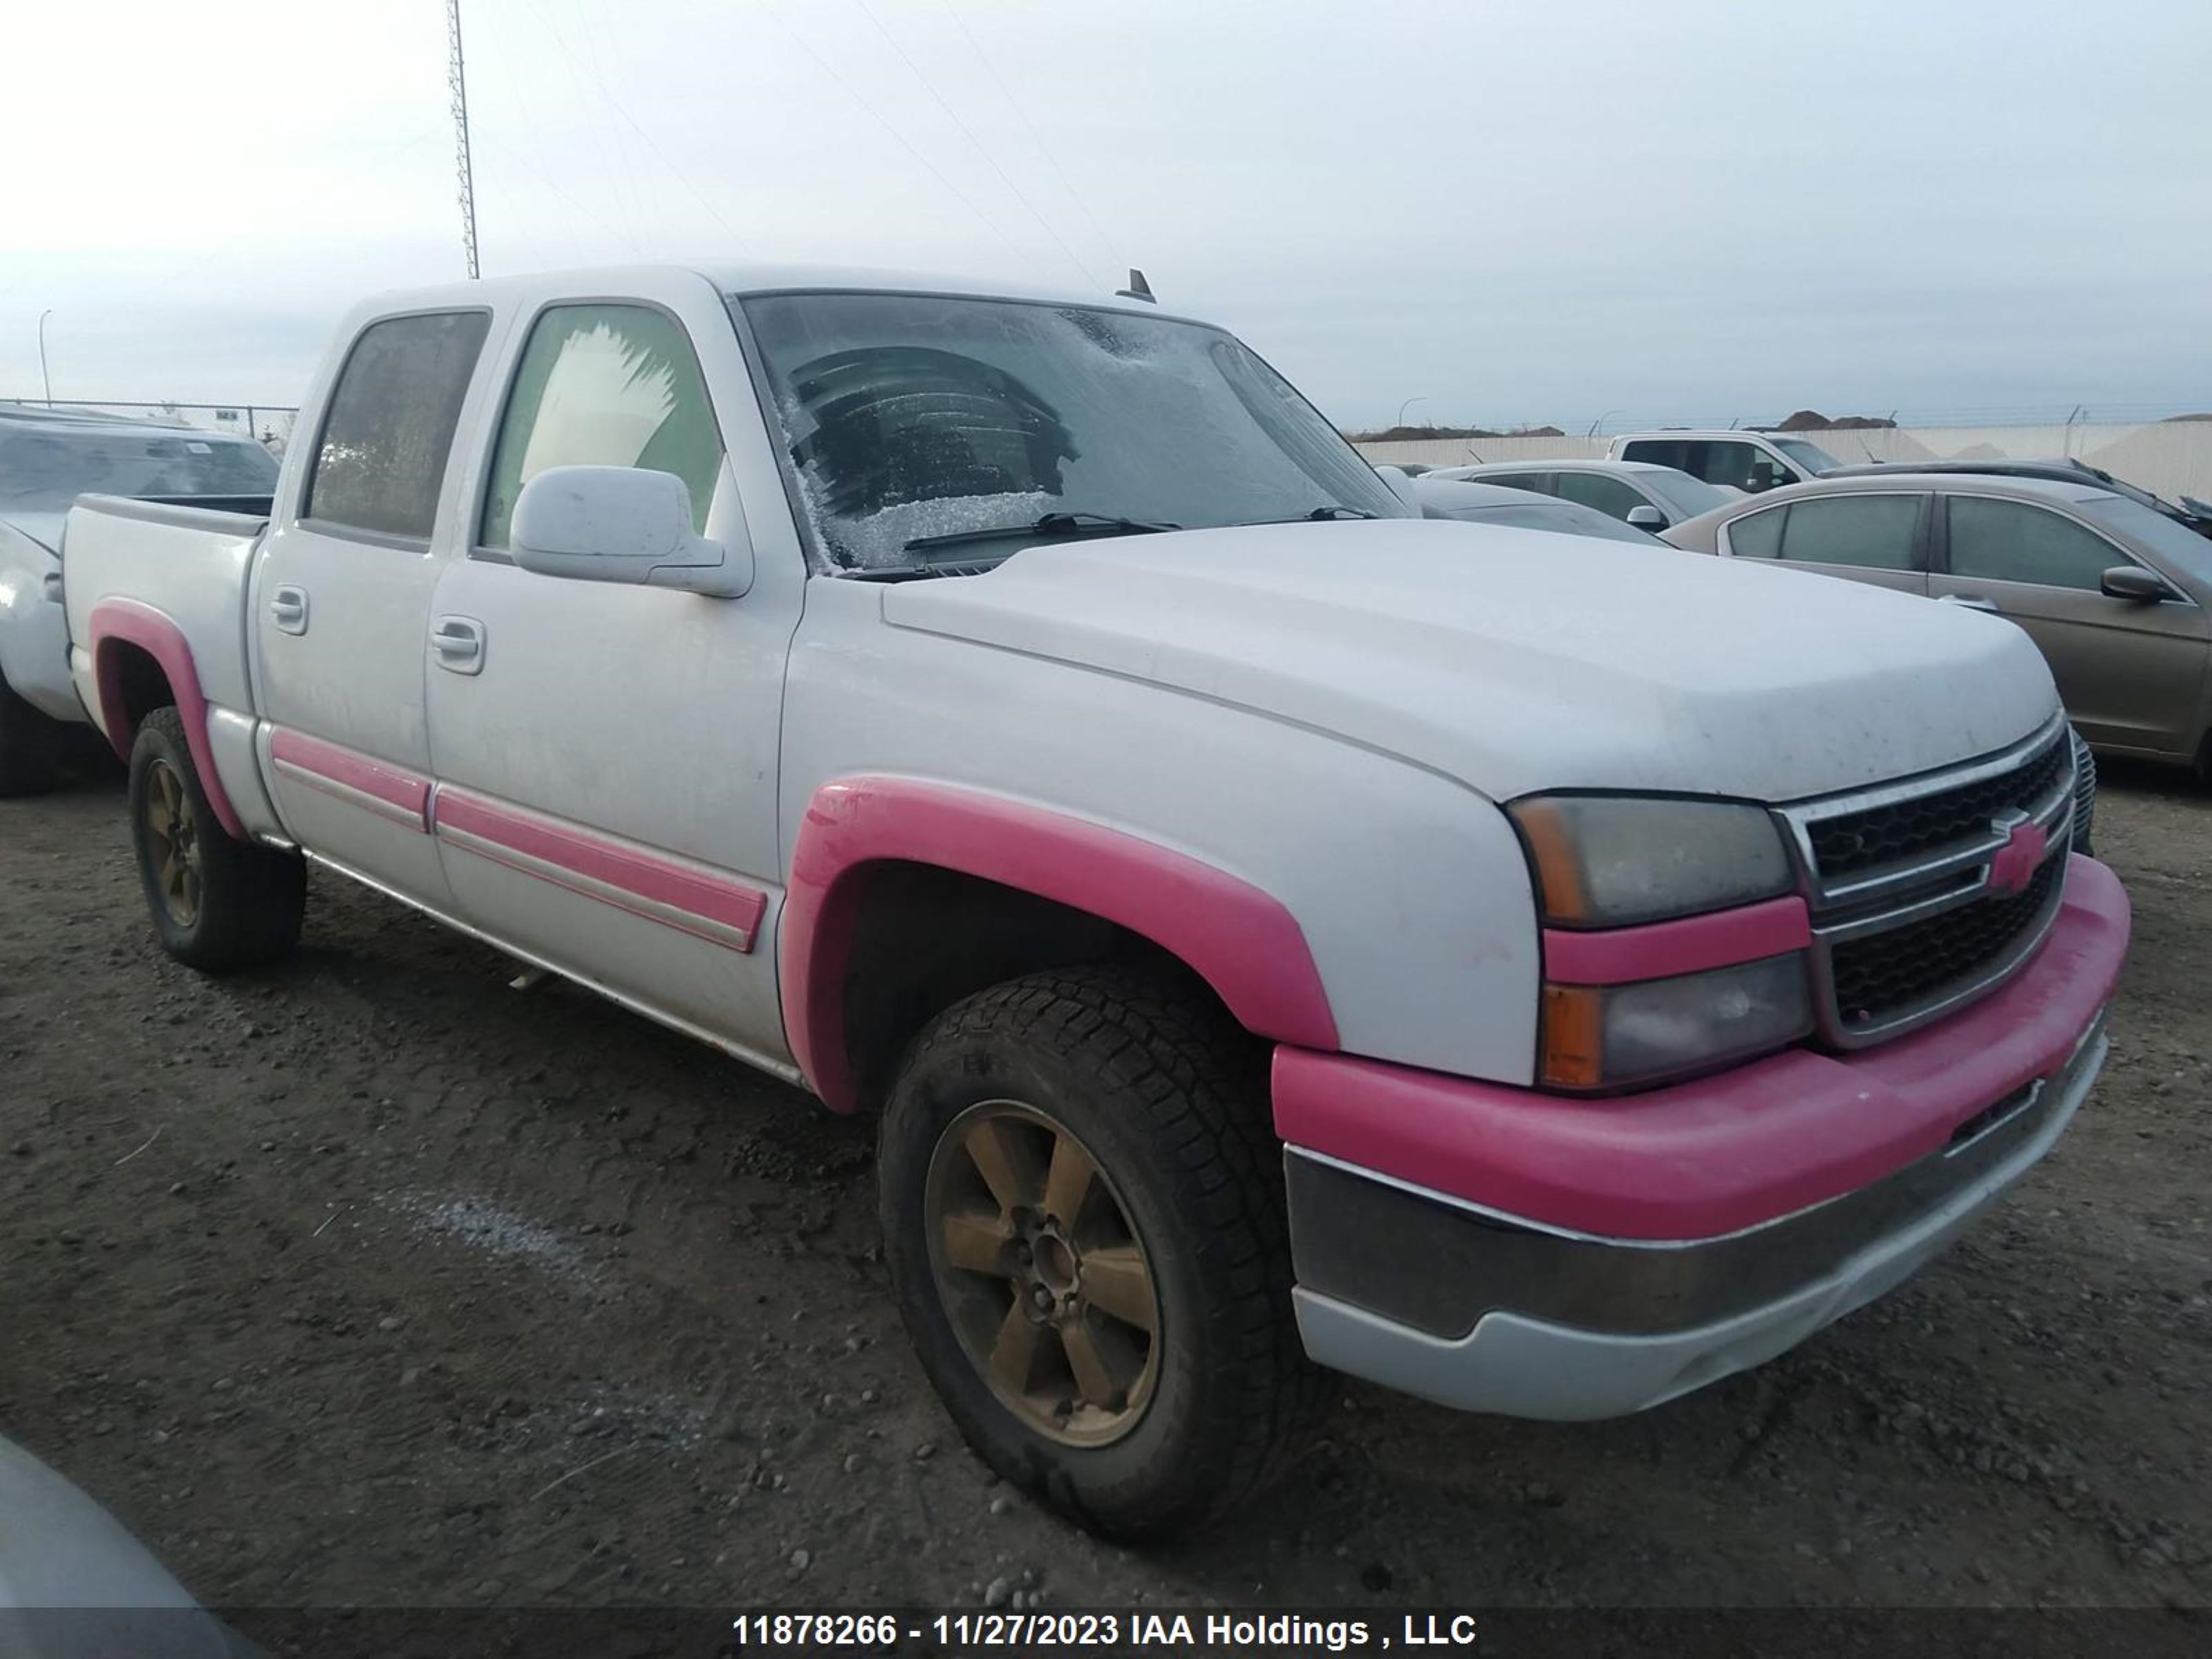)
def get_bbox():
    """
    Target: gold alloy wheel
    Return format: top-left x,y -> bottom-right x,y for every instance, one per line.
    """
924,1100 -> 1162,1447
143,759 -> 203,928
